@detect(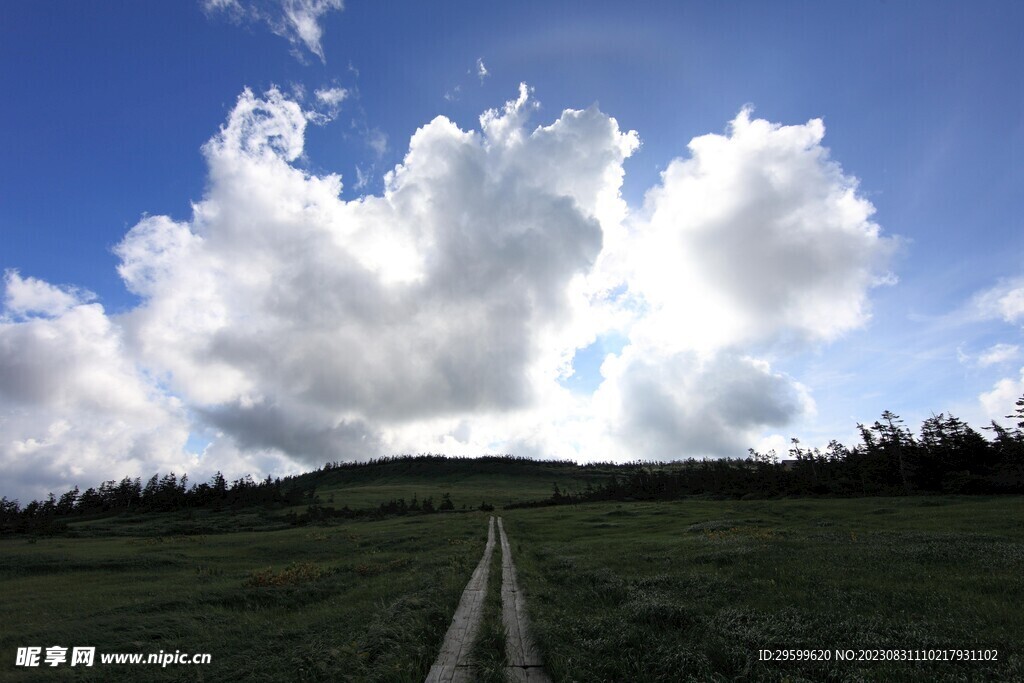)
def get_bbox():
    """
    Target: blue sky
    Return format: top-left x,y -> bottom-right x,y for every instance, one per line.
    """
1,1 -> 1022,499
